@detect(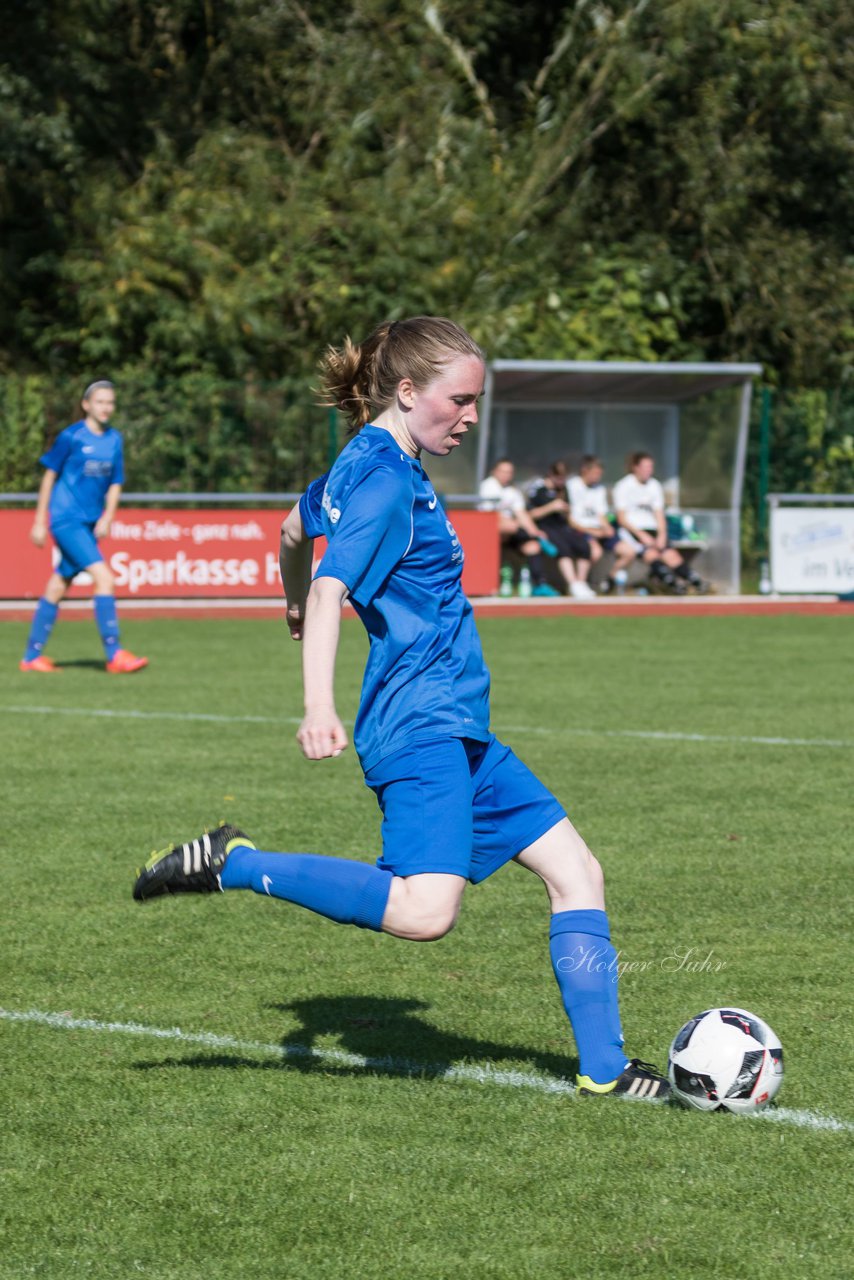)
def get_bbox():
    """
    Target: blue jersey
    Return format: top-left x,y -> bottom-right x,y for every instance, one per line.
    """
40,421 -> 125,526
299,424 -> 491,771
